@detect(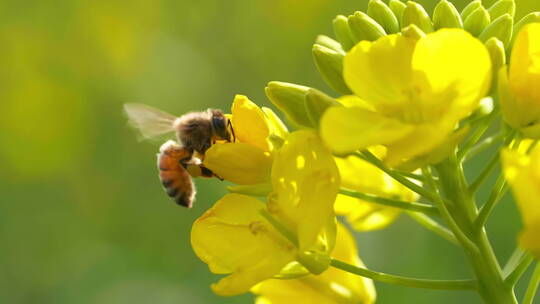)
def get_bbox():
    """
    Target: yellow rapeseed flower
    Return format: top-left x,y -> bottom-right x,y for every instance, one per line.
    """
320,28 -> 491,166
192,131 -> 341,295
502,146 -> 540,257
191,194 -> 296,296
251,223 -> 376,304
335,147 -> 417,231
269,130 -> 341,263
203,95 -> 287,184
499,23 -> 540,138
